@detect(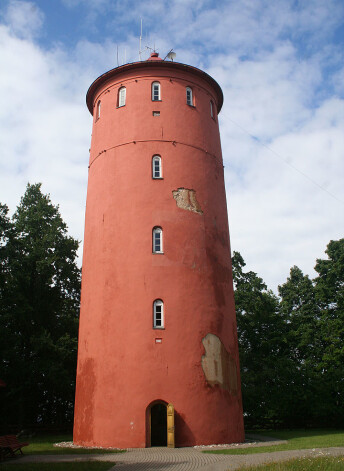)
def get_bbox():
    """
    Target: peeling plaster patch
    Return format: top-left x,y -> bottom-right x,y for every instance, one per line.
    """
172,188 -> 203,214
201,333 -> 238,395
